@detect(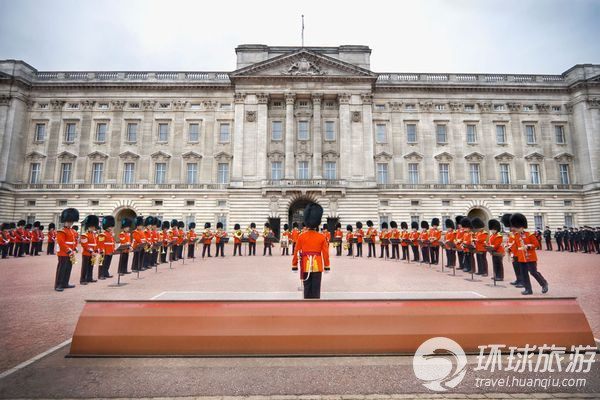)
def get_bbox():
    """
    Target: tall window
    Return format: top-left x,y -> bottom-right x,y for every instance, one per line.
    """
219,123 -> 230,143
534,215 -> 544,230
158,123 -> 169,142
155,162 -> 167,184
96,123 -> 107,142
436,124 -> 447,143
469,163 -> 480,184
189,123 -> 200,142
271,121 -> 283,141
29,163 -> 41,184
376,163 -> 388,184
217,163 -> 229,184
466,124 -> 477,144
186,163 -> 198,184
408,163 -> 419,184
91,163 -> 103,184
271,161 -> 283,180
297,161 -> 309,179
324,161 -> 337,180
438,163 -> 449,184
407,124 -> 417,143
525,125 -> 536,144
496,125 -> 506,144
376,124 -> 387,143
65,123 -> 76,142
564,213 -> 573,228
530,164 -> 541,184
34,123 -> 45,142
298,121 -> 309,140
499,163 -> 511,184
559,164 -> 570,184
123,162 -> 135,184
555,125 -> 566,144
126,123 -> 137,142
60,163 -> 72,183
217,214 -> 228,231
324,121 -> 335,141
410,215 -> 420,224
